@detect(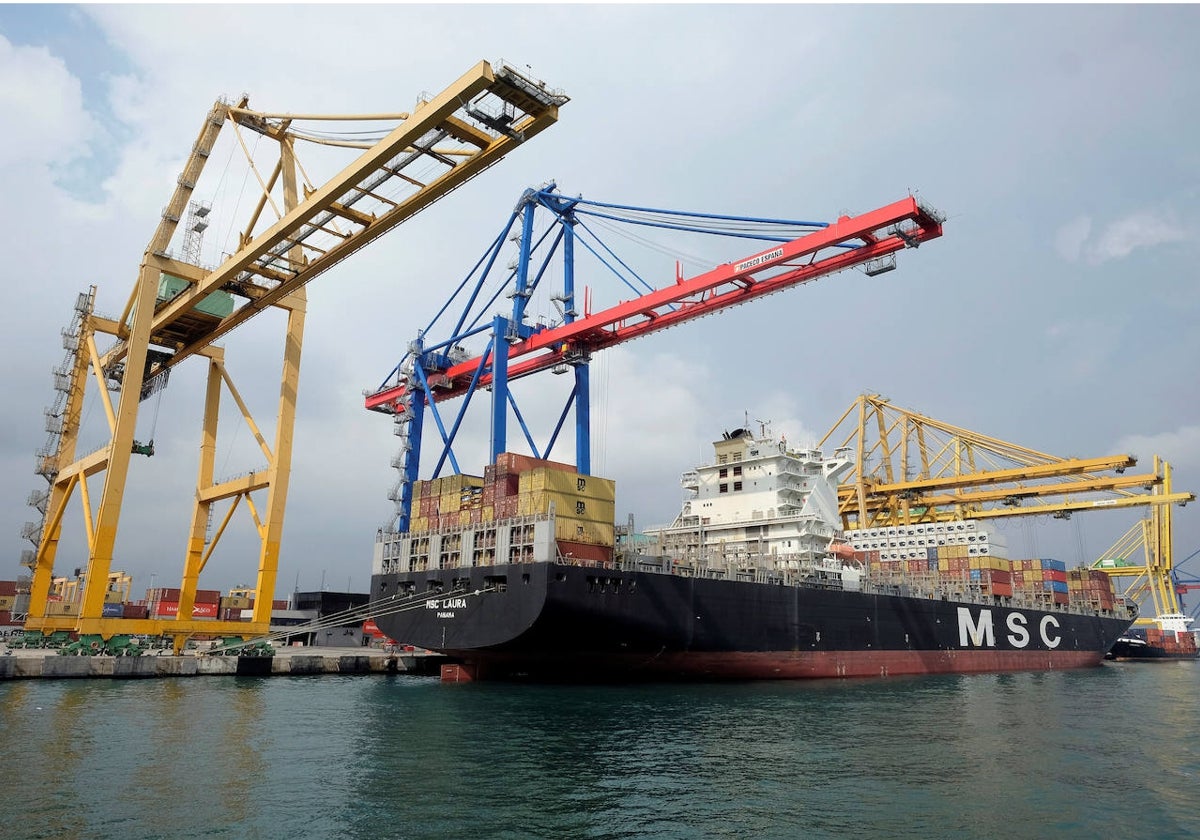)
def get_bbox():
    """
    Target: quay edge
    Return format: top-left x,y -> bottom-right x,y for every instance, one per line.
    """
0,647 -> 446,680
